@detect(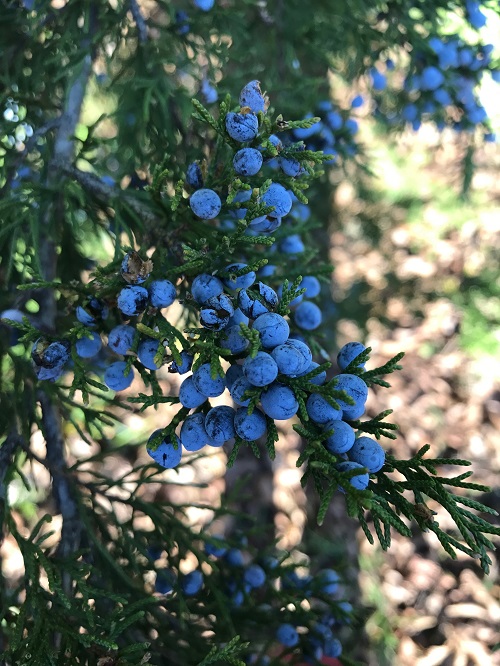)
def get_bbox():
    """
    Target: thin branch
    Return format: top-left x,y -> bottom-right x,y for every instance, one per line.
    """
129,0 -> 148,43
35,9 -> 97,610
60,164 -> 161,226
52,57 -> 93,167
38,393 -> 81,570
